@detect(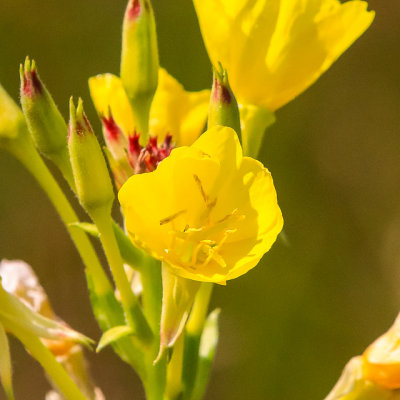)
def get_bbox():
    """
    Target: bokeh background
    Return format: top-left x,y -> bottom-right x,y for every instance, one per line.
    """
0,0 -> 398,399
